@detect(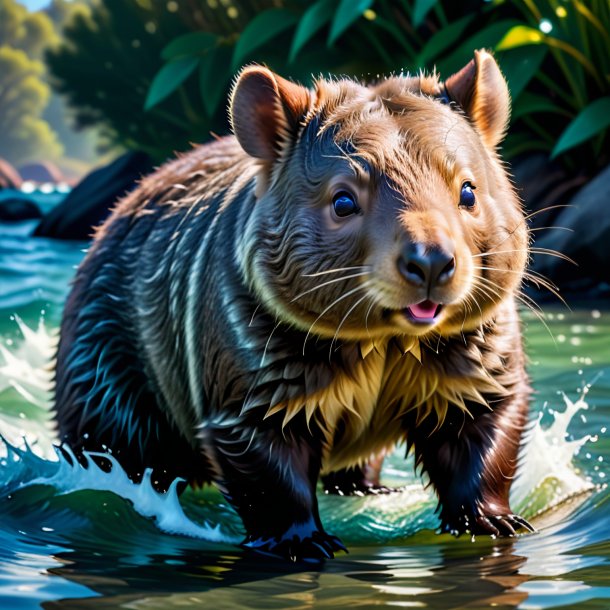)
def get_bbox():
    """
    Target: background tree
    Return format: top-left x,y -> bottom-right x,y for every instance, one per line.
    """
42,0 -> 100,176
0,0 -> 100,172
0,29 -> 63,165
46,0 -> 275,162
47,0 -> 609,174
